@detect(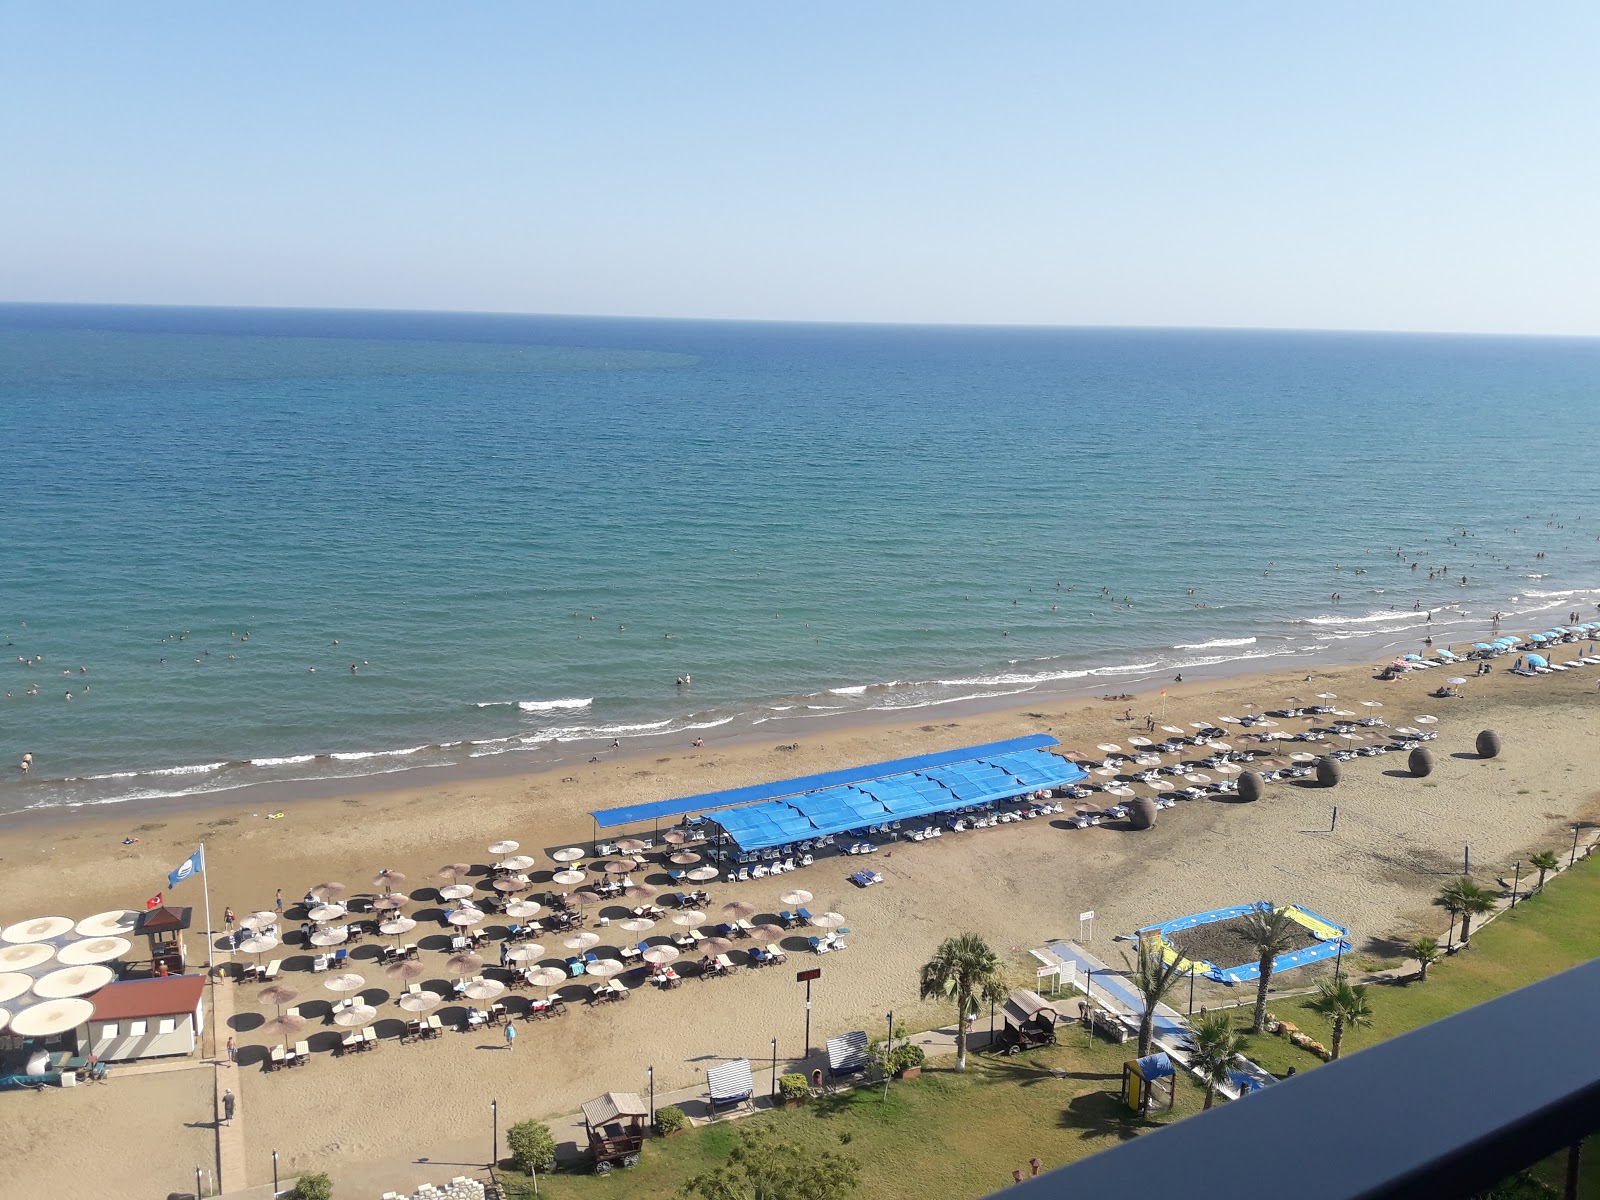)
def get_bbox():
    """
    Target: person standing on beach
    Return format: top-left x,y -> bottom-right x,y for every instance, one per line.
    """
222,1088 -> 236,1124
504,1023 -> 517,1051
275,888 -> 283,914
224,907 -> 235,930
